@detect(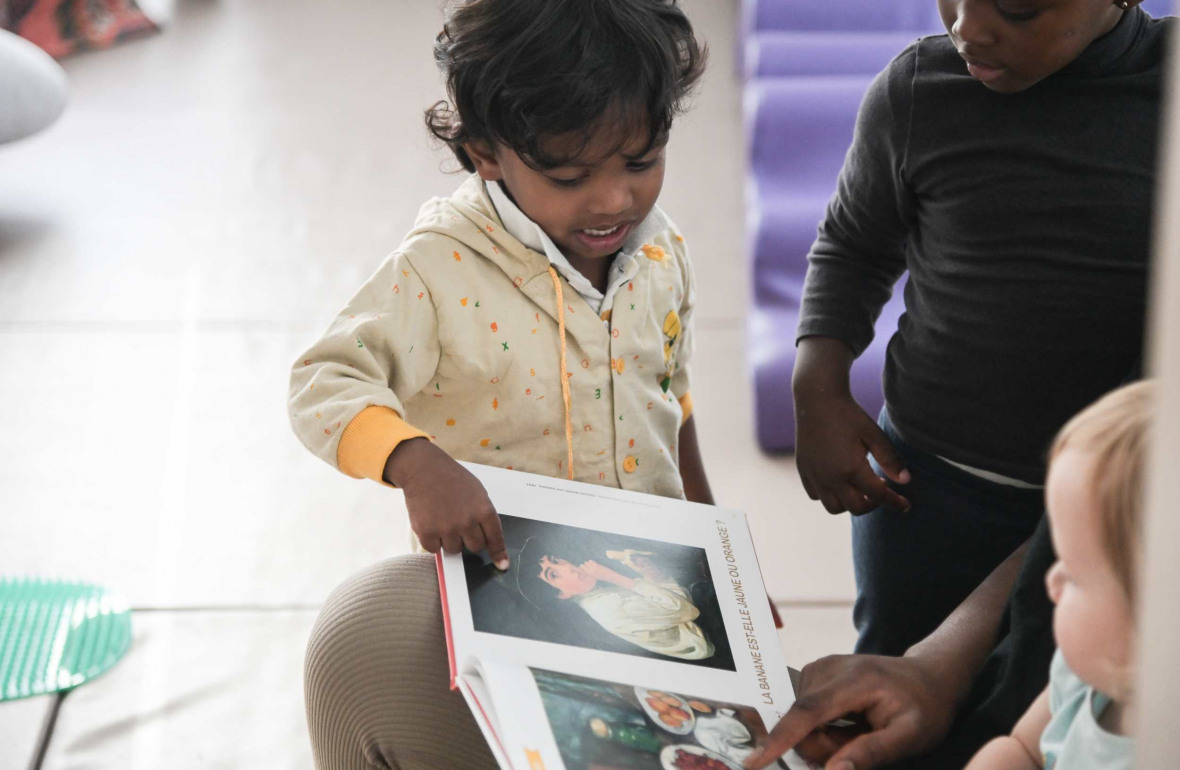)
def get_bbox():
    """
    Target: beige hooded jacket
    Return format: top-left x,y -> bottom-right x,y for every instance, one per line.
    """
289,175 -> 695,499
